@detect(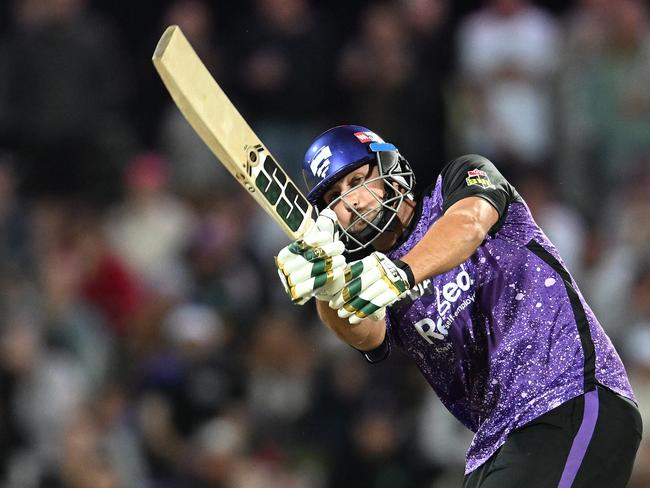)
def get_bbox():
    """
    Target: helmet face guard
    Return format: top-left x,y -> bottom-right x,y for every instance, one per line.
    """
325,143 -> 415,252
303,126 -> 416,253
